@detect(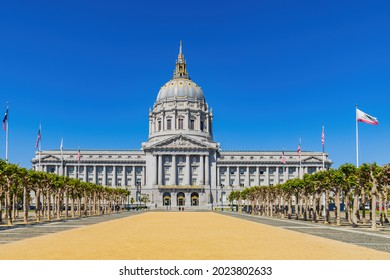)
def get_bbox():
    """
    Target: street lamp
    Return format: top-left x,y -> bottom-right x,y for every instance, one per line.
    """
220,184 -> 224,211
136,182 -> 141,210
230,184 -> 234,212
